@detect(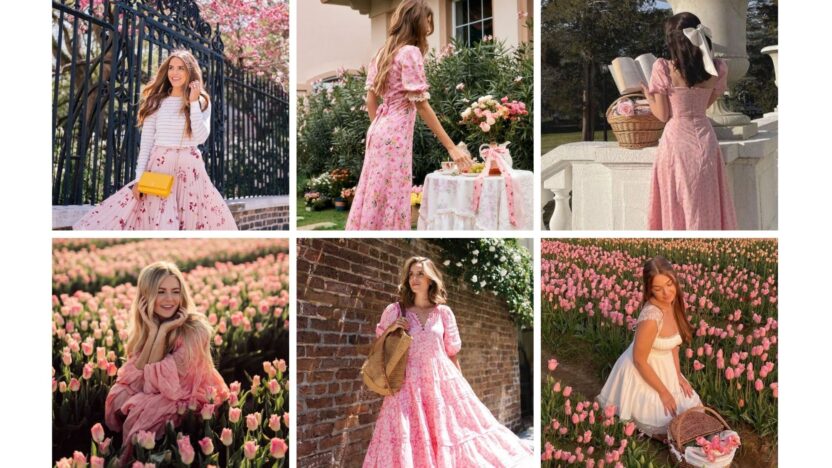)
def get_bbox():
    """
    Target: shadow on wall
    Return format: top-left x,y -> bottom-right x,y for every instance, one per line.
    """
296,238 -> 526,467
